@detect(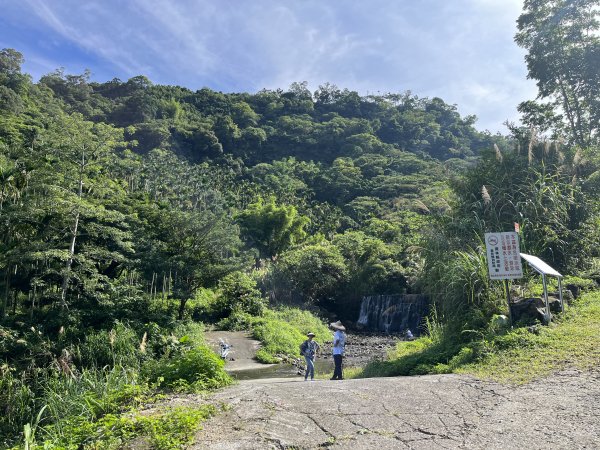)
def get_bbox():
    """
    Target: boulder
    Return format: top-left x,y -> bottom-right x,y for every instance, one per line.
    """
491,314 -> 510,329
510,296 -> 562,325
565,284 -> 581,299
556,289 -> 574,304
